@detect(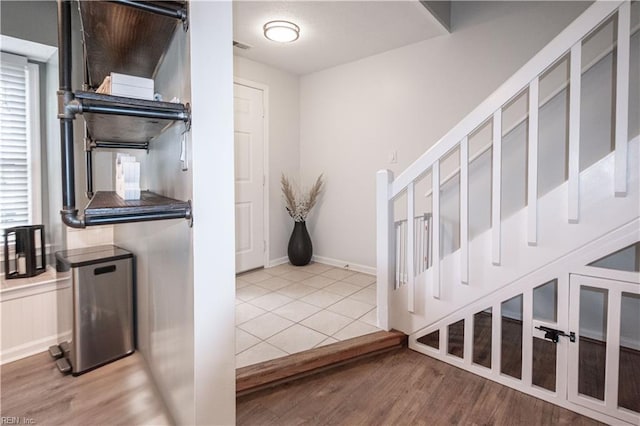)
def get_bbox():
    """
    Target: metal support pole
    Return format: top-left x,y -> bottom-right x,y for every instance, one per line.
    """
85,143 -> 94,199
85,210 -> 192,226
80,103 -> 189,121
94,142 -> 149,150
109,0 -> 187,23
58,0 -> 72,93
57,0 -> 84,228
